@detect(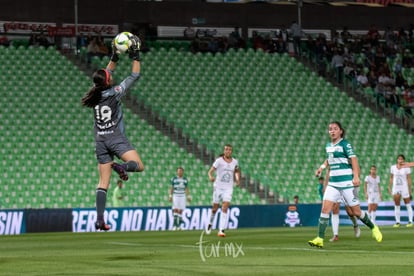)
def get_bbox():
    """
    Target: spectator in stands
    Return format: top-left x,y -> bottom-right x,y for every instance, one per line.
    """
314,35 -> 328,77
388,85 -> 402,113
366,24 -> 381,47
384,26 -> 396,49
344,60 -> 357,86
393,58 -> 403,75
290,20 -> 303,56
28,33 -> 39,46
228,27 -> 245,49
331,48 -> 345,84
368,67 -> 378,88
402,83 -> 414,126
0,35 -> 10,46
81,35 -> 144,231
184,26 -> 196,39
340,26 -> 352,44
252,31 -> 265,51
277,25 -> 289,53
37,32 -> 50,47
402,49 -> 413,68
112,180 -> 125,207
395,71 -> 406,89
216,36 -> 229,53
356,68 -> 370,88
96,37 -> 109,57
86,37 -> 100,64
76,34 -> 88,52
375,68 -> 393,103
293,195 -> 299,205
